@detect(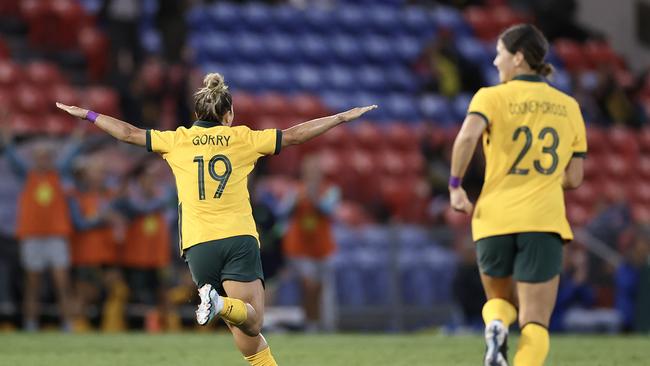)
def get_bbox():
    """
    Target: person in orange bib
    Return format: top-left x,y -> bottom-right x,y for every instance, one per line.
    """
1,124 -> 83,331
68,156 -> 119,330
282,155 -> 339,332
113,161 -> 174,328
